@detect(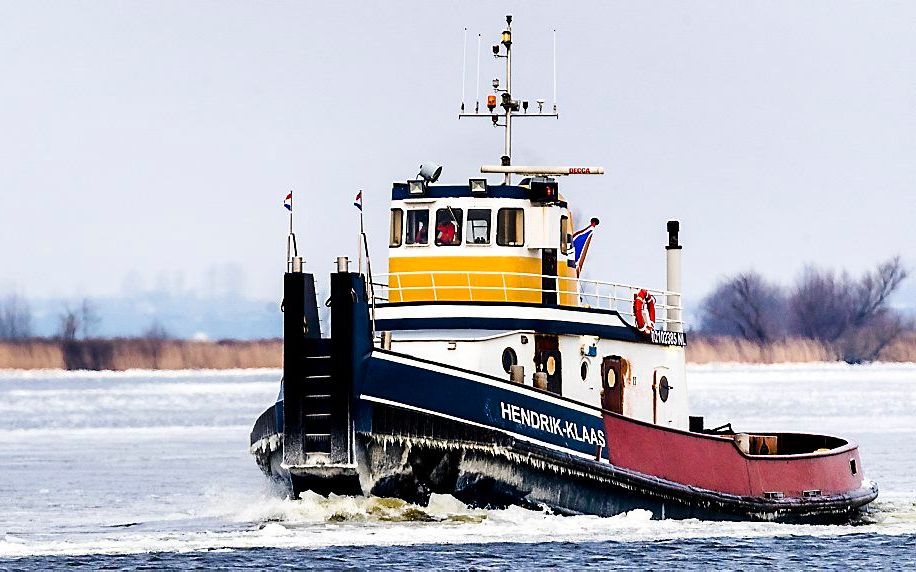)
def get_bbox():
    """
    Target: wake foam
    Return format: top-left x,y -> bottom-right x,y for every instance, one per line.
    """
2,489 -> 915,558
